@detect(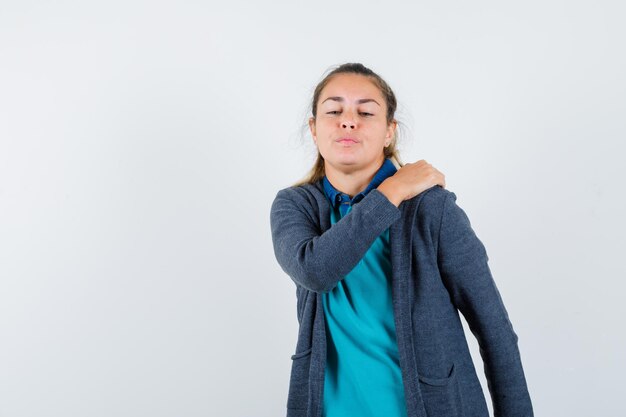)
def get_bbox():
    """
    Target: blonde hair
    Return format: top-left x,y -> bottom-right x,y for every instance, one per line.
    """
292,63 -> 405,188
